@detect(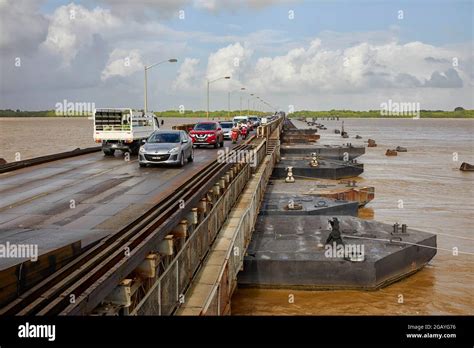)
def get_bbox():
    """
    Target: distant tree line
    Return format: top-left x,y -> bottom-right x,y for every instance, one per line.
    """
288,108 -> 474,118
154,110 -> 265,118
0,108 -> 472,118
